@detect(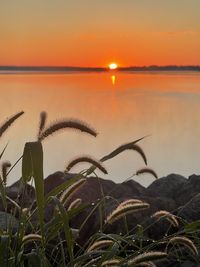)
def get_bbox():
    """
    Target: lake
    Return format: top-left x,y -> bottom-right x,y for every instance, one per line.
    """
1,71 -> 200,186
